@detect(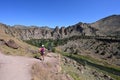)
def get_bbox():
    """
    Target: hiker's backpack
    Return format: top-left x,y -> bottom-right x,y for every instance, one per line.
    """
40,48 -> 45,53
